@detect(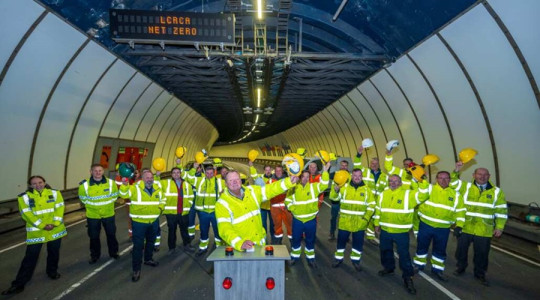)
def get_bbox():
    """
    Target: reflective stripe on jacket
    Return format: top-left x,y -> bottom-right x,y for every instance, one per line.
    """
161,179 -> 194,215
285,171 -> 330,223
384,155 -> 417,190
337,183 -> 375,232
417,184 -> 465,229
185,169 -> 224,213
353,155 -> 389,196
78,177 -> 118,219
119,181 -> 165,224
